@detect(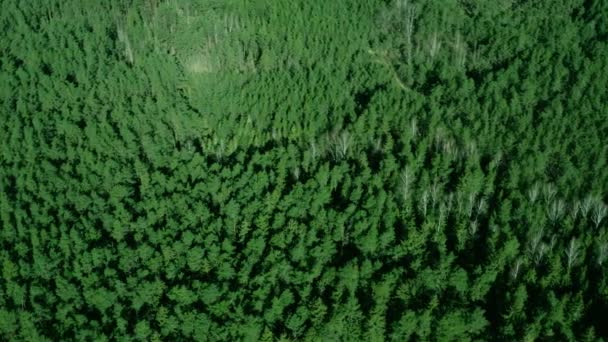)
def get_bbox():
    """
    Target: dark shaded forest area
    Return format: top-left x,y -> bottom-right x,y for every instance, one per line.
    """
1,0 -> 607,340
